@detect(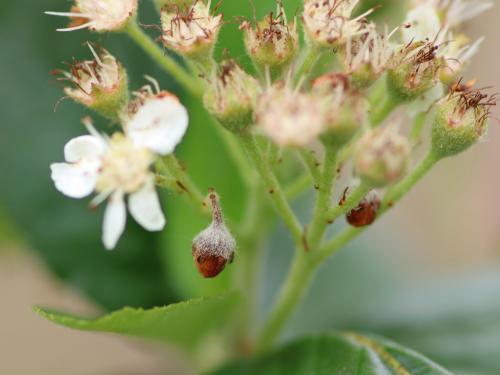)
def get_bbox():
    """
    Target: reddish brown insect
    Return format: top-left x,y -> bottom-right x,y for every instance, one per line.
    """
342,190 -> 381,227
